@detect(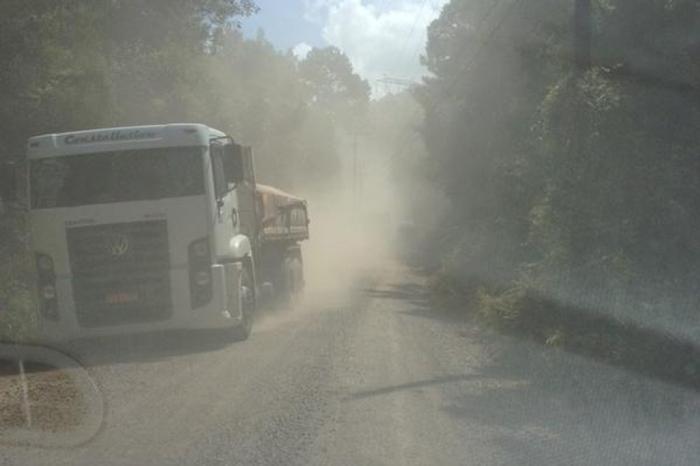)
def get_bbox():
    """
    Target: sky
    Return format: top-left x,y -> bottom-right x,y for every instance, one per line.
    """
242,0 -> 449,93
